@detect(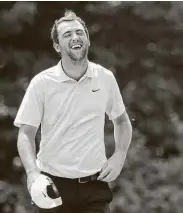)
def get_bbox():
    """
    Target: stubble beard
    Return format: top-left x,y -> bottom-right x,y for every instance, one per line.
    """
68,46 -> 88,62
